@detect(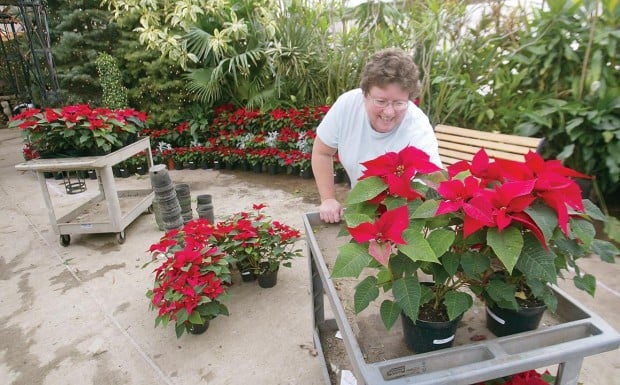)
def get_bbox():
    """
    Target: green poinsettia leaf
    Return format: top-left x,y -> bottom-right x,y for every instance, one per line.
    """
574,273 -> 596,296
175,322 -> 186,338
344,213 -> 374,228
158,313 -> 170,328
515,233 -> 557,284
343,202 -> 377,223
380,300 -> 401,330
526,280 -> 558,312
384,195 -> 407,211
591,239 -> 620,263
603,216 -> 620,243
461,250 -> 491,278
354,276 -> 379,314
389,252 -> 420,279
440,252 -> 460,276
526,203 -> 557,244
188,311 -> 203,325
345,176 -> 387,205
569,218 -> 596,248
444,290 -> 473,321
376,267 -> 393,287
176,308 -> 189,324
554,237 -> 586,258
485,280 -> 519,310
582,199 -> 606,221
399,228 -> 440,263
487,226 -> 523,274
419,283 -> 434,305
427,263 -> 449,284
411,199 -> 439,219
392,276 -> 421,321
331,242 -> 372,278
427,228 -> 455,259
